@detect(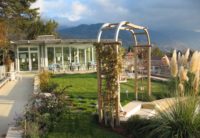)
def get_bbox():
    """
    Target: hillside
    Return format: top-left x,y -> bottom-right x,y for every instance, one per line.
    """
57,23 -> 200,51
